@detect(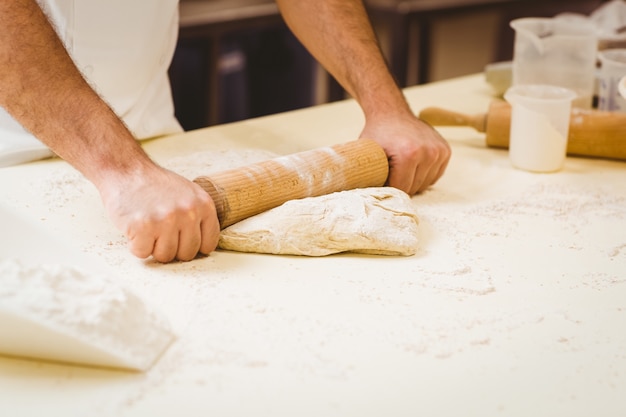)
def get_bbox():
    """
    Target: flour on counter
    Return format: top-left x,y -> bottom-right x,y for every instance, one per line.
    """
37,169 -> 90,209
0,259 -> 174,371
162,148 -> 280,179
14,142 -> 626,416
